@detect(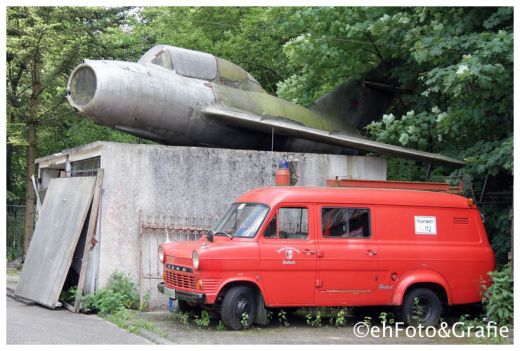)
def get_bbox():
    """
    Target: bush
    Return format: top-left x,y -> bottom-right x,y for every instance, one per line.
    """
82,271 -> 139,315
481,264 -> 513,326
